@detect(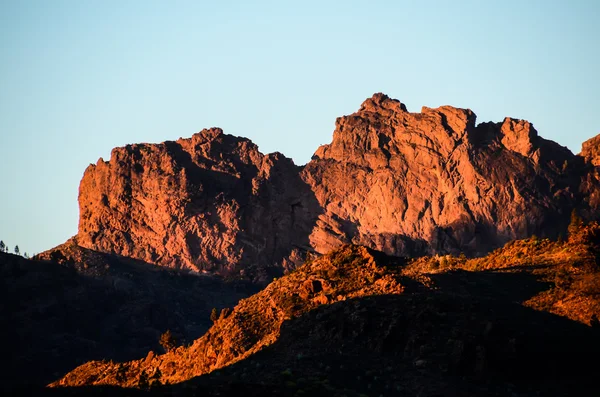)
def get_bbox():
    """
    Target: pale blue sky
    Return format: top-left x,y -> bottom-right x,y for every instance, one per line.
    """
1,0 -> 598,255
